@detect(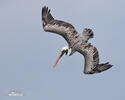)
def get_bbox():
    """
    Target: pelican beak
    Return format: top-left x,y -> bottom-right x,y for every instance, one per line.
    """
53,50 -> 65,67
